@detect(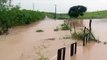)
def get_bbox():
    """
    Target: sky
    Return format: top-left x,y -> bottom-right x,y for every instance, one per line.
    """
12,0 -> 107,13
